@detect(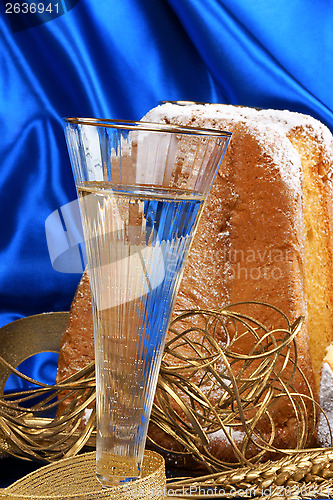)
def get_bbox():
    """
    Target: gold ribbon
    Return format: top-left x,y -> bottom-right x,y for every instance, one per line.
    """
0,312 -> 70,460
0,312 -> 68,389
0,450 -> 166,499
